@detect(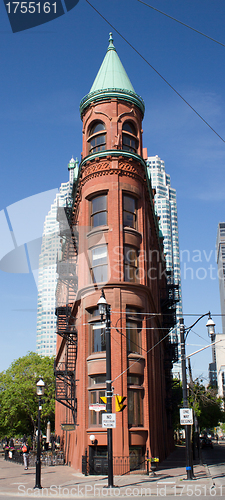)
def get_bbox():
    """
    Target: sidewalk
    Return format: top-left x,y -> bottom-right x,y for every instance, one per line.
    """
0,445 -> 218,498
